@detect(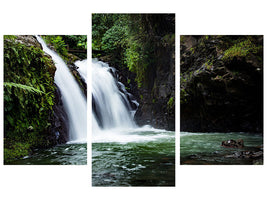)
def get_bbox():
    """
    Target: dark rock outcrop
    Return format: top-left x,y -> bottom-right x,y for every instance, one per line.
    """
134,42 -> 175,131
69,63 -> 87,97
16,35 -> 42,49
180,35 -> 263,133
132,28 -> 175,130
50,84 -> 69,144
